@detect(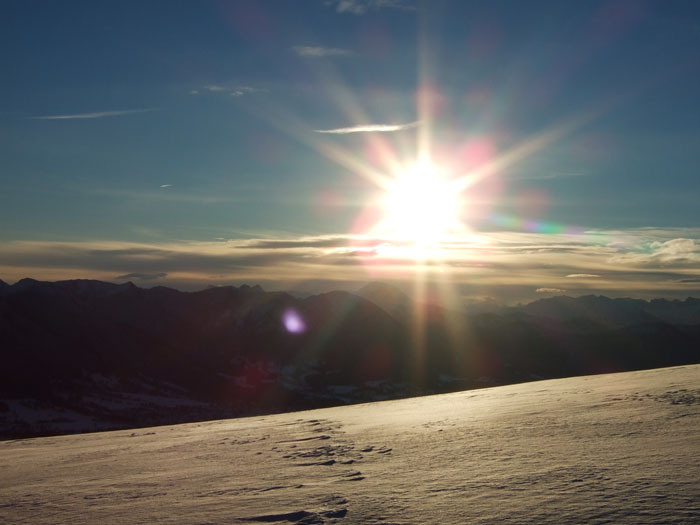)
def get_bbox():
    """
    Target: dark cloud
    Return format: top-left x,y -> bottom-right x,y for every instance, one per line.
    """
88,248 -> 165,257
243,237 -> 414,249
244,237 -> 353,249
116,272 -> 167,281
0,244 -> 301,274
